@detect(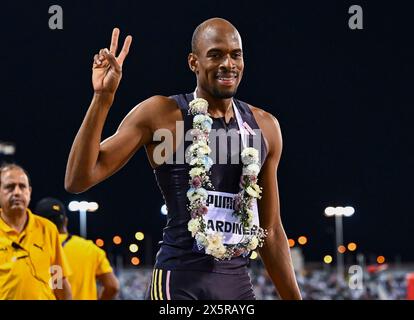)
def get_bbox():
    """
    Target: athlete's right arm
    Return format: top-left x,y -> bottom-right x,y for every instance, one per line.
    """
65,28 -> 152,193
